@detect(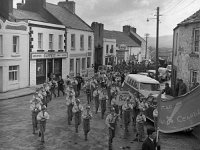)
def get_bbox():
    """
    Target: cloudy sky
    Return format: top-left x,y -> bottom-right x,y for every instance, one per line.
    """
13,0 -> 200,38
